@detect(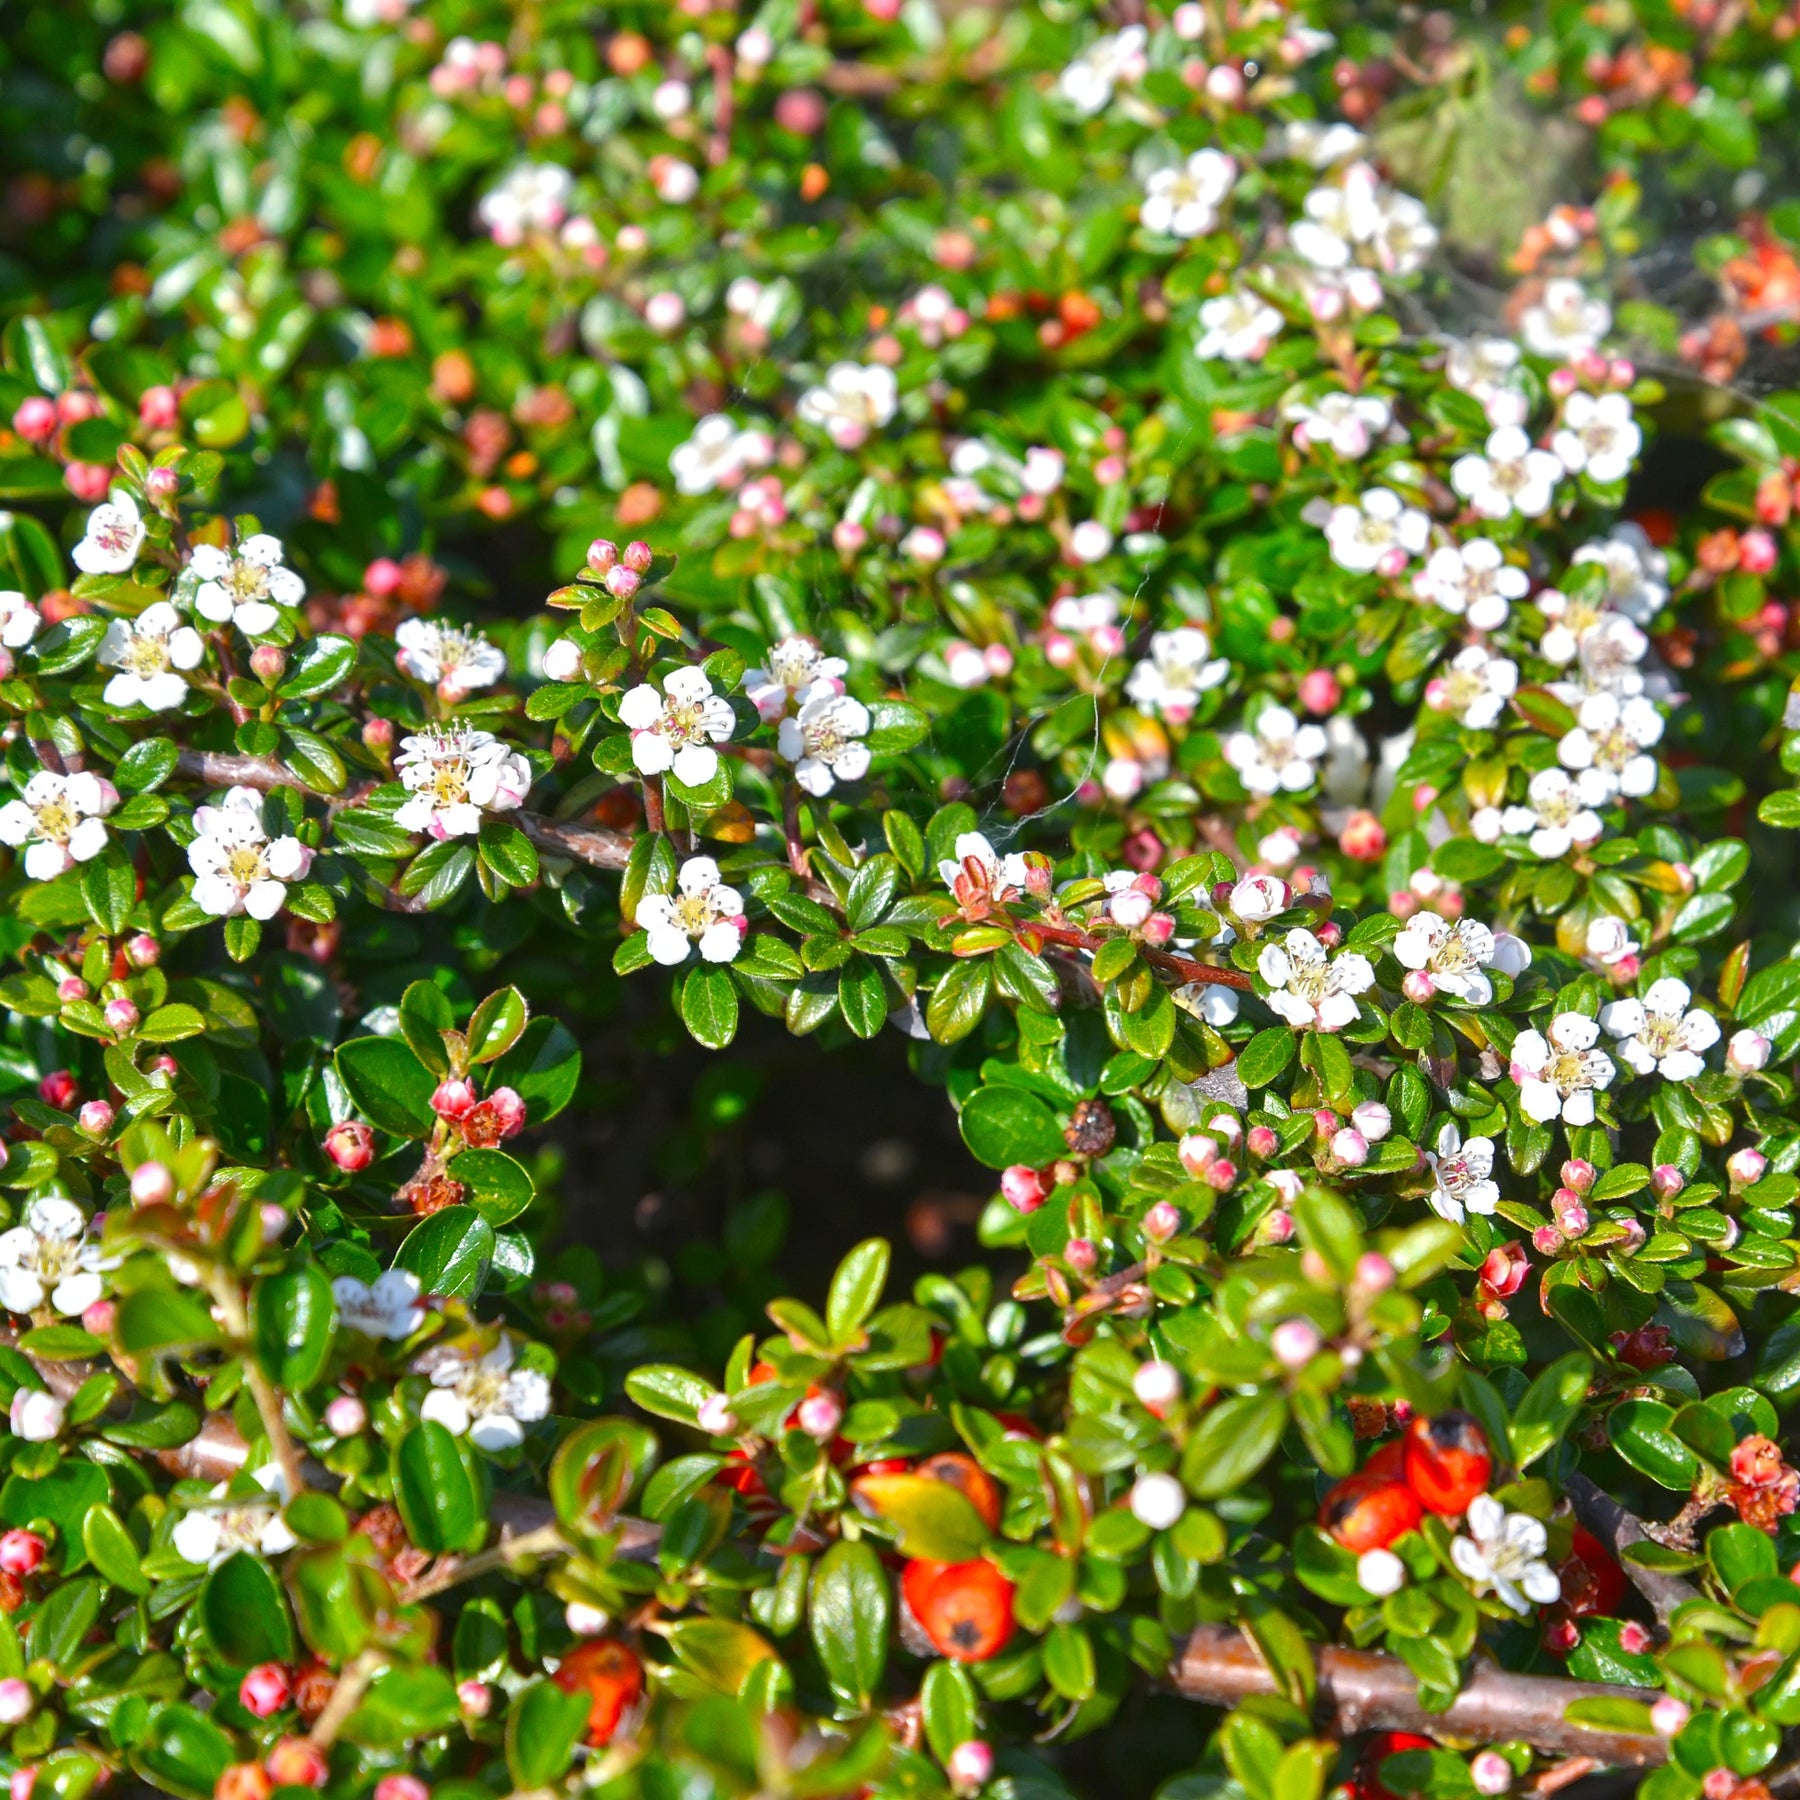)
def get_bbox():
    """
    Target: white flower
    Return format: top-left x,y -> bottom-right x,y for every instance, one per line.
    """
1552,392 -> 1641,485
332,1269 -> 426,1340
1519,279 -> 1610,360
1451,1495 -> 1562,1614
1291,166 -> 1383,269
1196,291 -> 1282,362
417,1335 -> 552,1452
477,163 -> 572,245
1325,488 -> 1430,573
1394,912 -> 1529,1006
1556,693 -> 1663,801
1069,520 -> 1114,563
1599,978 -> 1721,1082
1275,121 -> 1368,167
796,363 -> 898,450
744,637 -> 847,722
1358,1548 -> 1407,1596
1176,981 -> 1241,1027
0,591 -> 42,650
1129,1472 -> 1187,1530
395,618 -> 507,699
187,536 -> 303,638
187,786 -> 313,920
1429,646 -> 1518,731
394,725 -> 532,839
1450,427 -> 1562,521
1054,25 -> 1147,114
1228,874 -> 1290,923
1585,916 -> 1639,968
172,1466 -> 297,1567
777,685 -> 871,796
639,856 -> 746,966
9,1388 -> 64,1442
1412,539 -> 1527,631
670,414 -> 772,496
1257,928 -> 1376,1032
1370,190 -> 1437,276
1141,150 -> 1236,239
0,770 -> 119,881
1570,524 -> 1669,624
97,602 -> 205,712
1445,336 -> 1527,427
1224,705 -> 1327,795
1424,1122 -> 1499,1225
1126,628 -> 1229,723
1561,613 -> 1653,702
0,1197 -> 114,1317
1496,767 -> 1607,859
938,831 -> 1031,895
1510,1013 -> 1615,1125
1284,391 -> 1392,459
618,666 -> 736,788
74,493 -> 146,576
